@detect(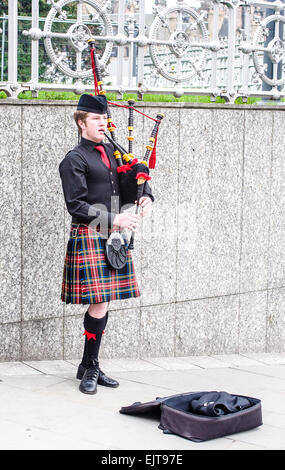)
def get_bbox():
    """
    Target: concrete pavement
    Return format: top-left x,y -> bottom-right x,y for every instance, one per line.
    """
0,353 -> 285,450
